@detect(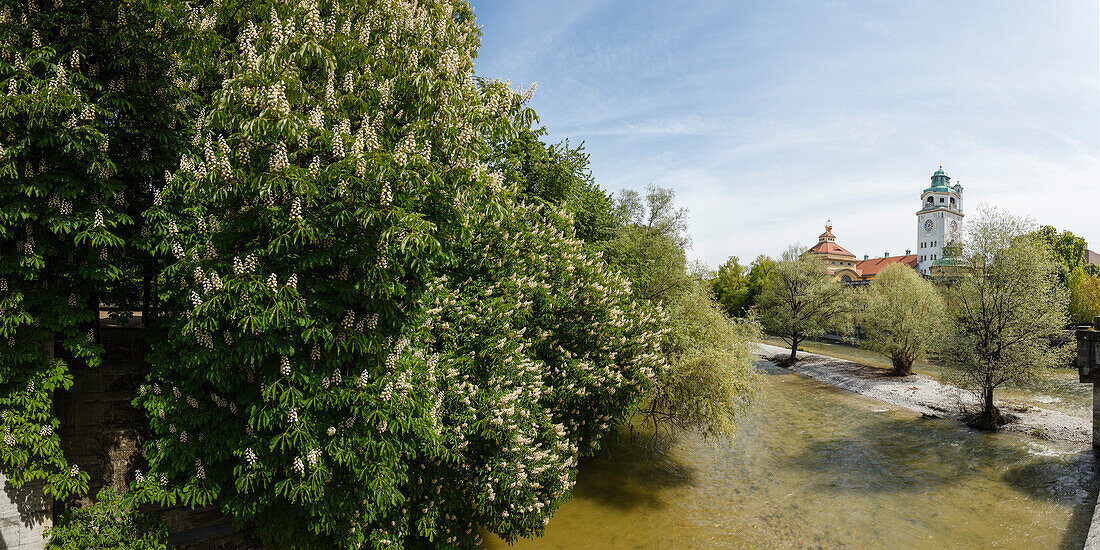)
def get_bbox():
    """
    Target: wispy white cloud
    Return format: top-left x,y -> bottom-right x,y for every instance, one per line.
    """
471,0 -> 1100,266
